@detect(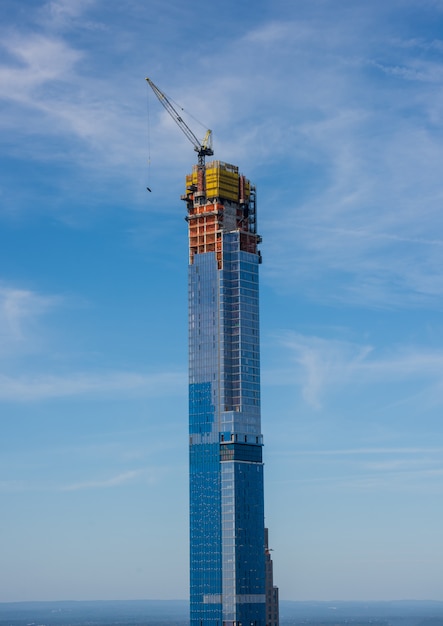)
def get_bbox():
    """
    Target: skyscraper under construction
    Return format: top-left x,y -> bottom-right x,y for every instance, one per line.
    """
146,76 -> 278,626
184,160 -> 275,626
